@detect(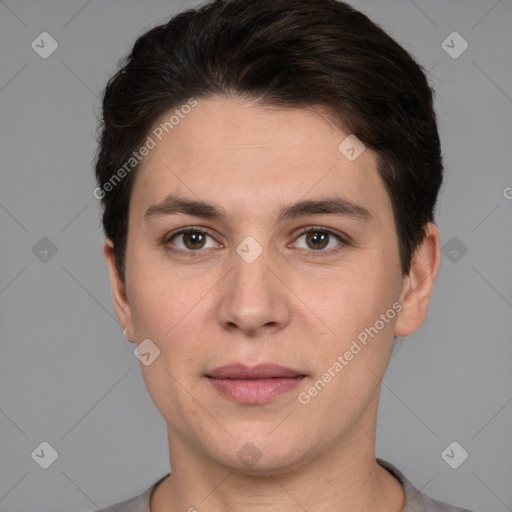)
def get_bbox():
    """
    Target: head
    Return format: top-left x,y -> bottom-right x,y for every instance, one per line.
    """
96,0 -> 442,473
